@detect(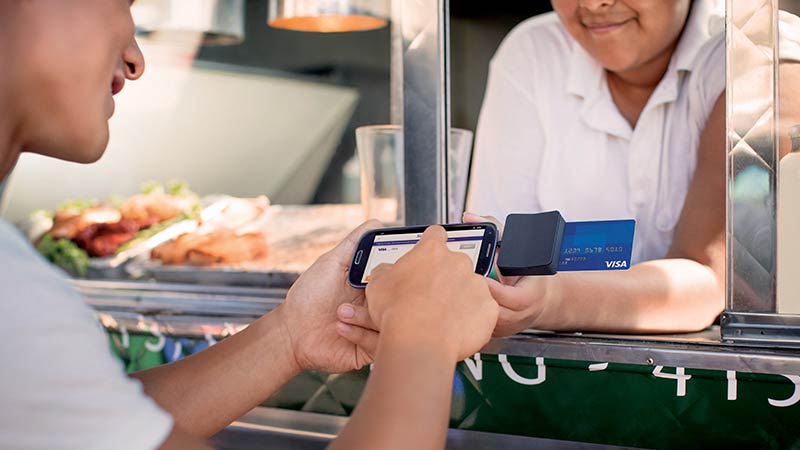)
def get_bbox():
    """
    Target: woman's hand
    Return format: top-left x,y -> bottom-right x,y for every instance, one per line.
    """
275,220 -> 382,373
484,277 -> 550,336
364,226 -> 499,361
462,212 -> 553,336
